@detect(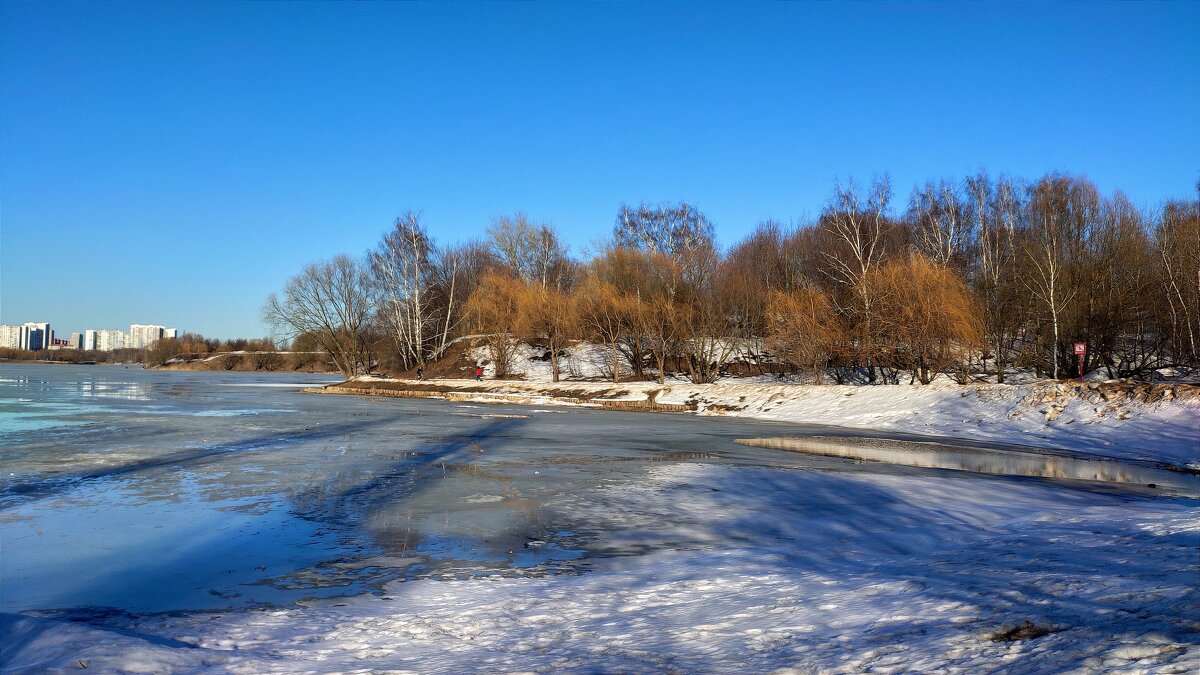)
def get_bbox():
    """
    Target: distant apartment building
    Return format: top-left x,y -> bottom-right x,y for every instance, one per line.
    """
99,329 -> 127,352
129,324 -> 162,349
128,323 -> 179,348
18,322 -> 51,351
70,332 -> 83,350
0,325 -> 21,349
84,328 -> 127,352
163,328 -> 180,339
